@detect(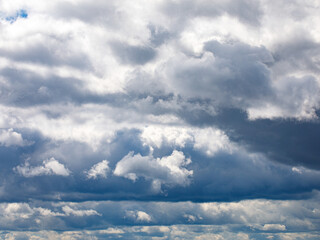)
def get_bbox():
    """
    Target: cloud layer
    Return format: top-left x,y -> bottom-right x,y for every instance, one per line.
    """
0,0 -> 320,238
